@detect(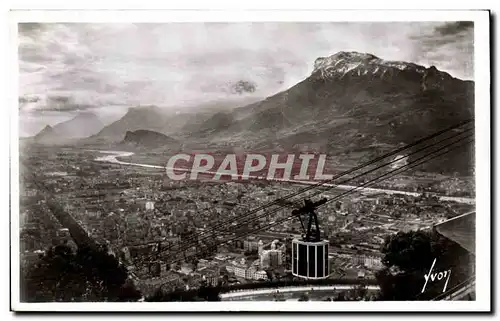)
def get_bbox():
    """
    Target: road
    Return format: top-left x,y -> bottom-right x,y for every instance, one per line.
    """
92,150 -> 475,204
220,284 -> 380,300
